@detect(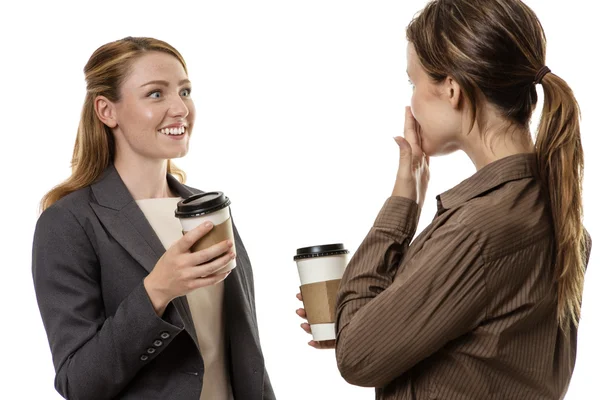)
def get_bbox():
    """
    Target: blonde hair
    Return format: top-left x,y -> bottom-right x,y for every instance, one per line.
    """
41,37 -> 187,212
407,0 -> 587,329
